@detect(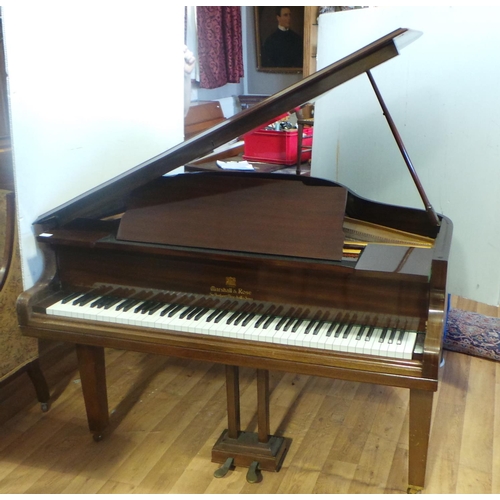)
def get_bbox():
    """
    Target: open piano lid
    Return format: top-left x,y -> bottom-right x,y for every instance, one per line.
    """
34,28 -> 421,229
